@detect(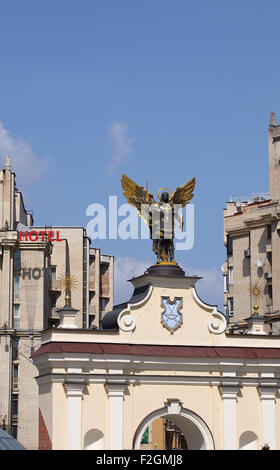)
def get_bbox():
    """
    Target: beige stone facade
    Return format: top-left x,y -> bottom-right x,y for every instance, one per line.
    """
0,157 -> 113,449
224,113 -> 280,328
